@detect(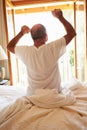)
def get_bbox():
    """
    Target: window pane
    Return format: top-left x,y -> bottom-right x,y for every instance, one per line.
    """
14,10 -> 75,85
76,2 -> 85,81
7,2 -> 86,85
